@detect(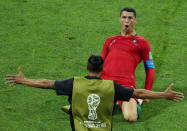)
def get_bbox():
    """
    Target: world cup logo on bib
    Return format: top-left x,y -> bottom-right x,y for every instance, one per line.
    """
87,94 -> 100,120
